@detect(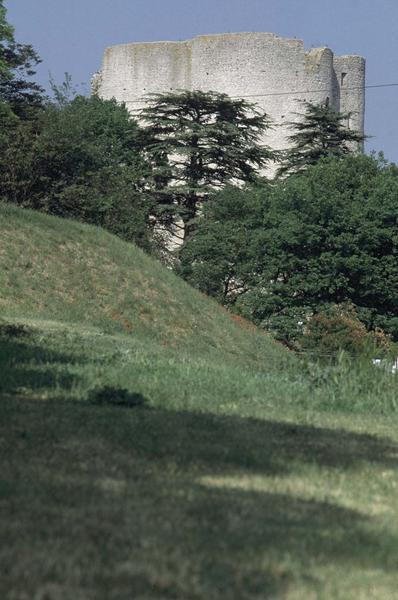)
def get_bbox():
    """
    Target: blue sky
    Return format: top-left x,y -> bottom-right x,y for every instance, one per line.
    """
7,0 -> 398,162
